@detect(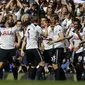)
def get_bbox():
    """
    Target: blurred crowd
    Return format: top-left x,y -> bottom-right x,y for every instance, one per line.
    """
0,0 -> 85,81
